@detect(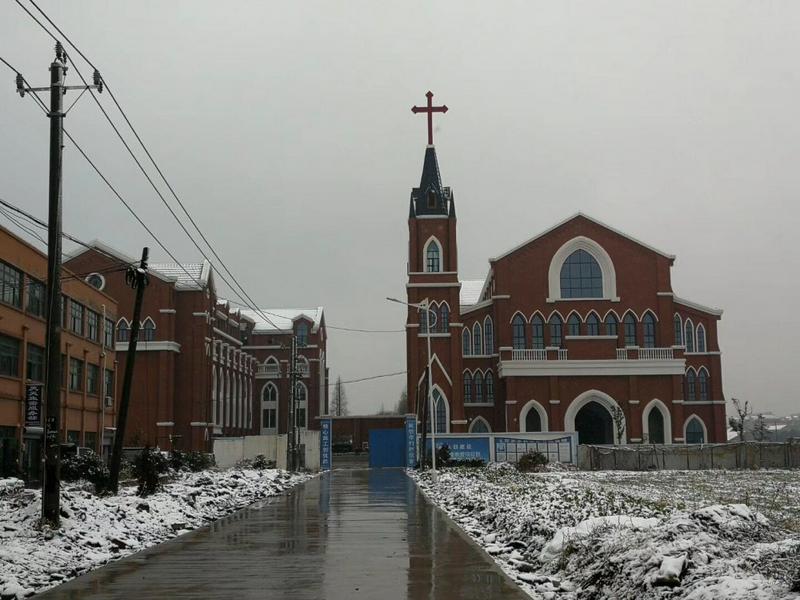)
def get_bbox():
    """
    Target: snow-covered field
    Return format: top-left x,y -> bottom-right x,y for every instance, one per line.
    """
0,468 -> 309,598
412,466 -> 800,599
